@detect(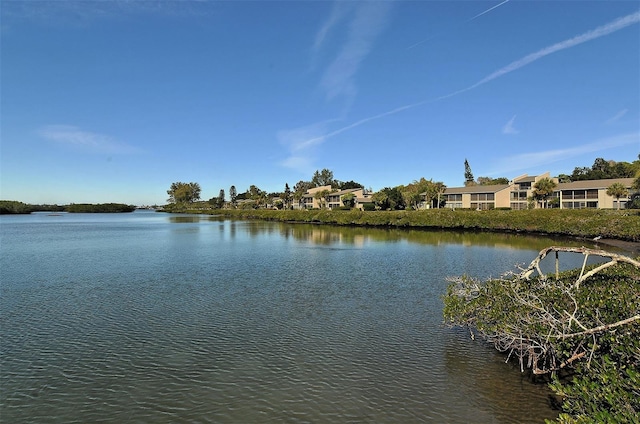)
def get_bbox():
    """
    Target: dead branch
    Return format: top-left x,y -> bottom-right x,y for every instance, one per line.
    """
447,246 -> 640,376
553,315 -> 640,339
519,246 -> 640,288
